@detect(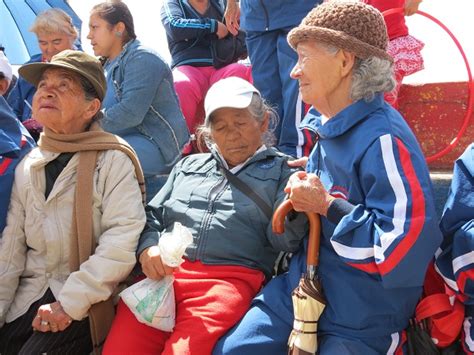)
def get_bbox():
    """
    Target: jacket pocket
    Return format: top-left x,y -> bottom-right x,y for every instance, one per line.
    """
171,161 -> 214,204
